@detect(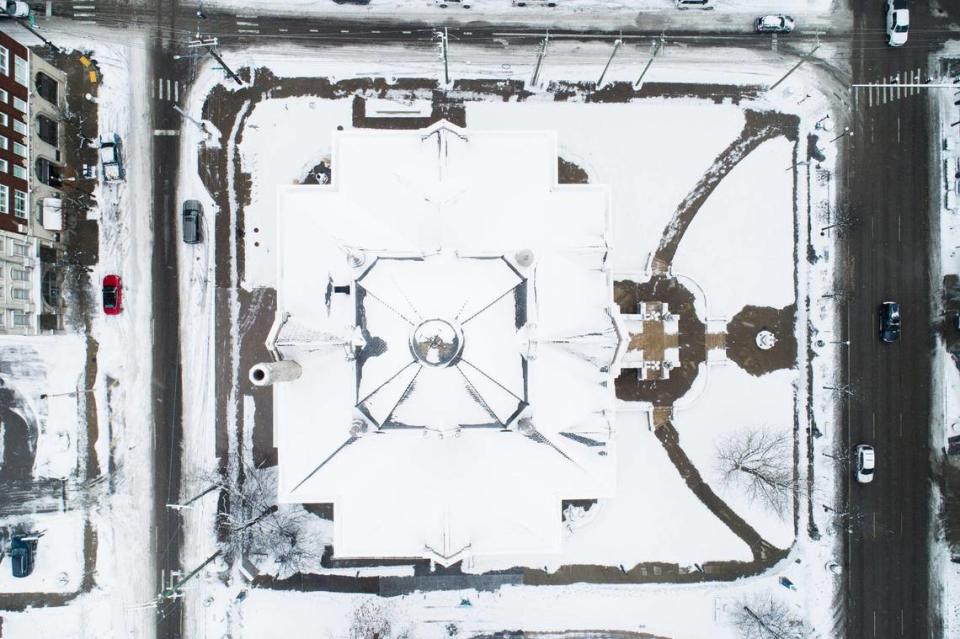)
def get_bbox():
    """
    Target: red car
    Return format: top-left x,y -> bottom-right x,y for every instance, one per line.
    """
102,274 -> 122,315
